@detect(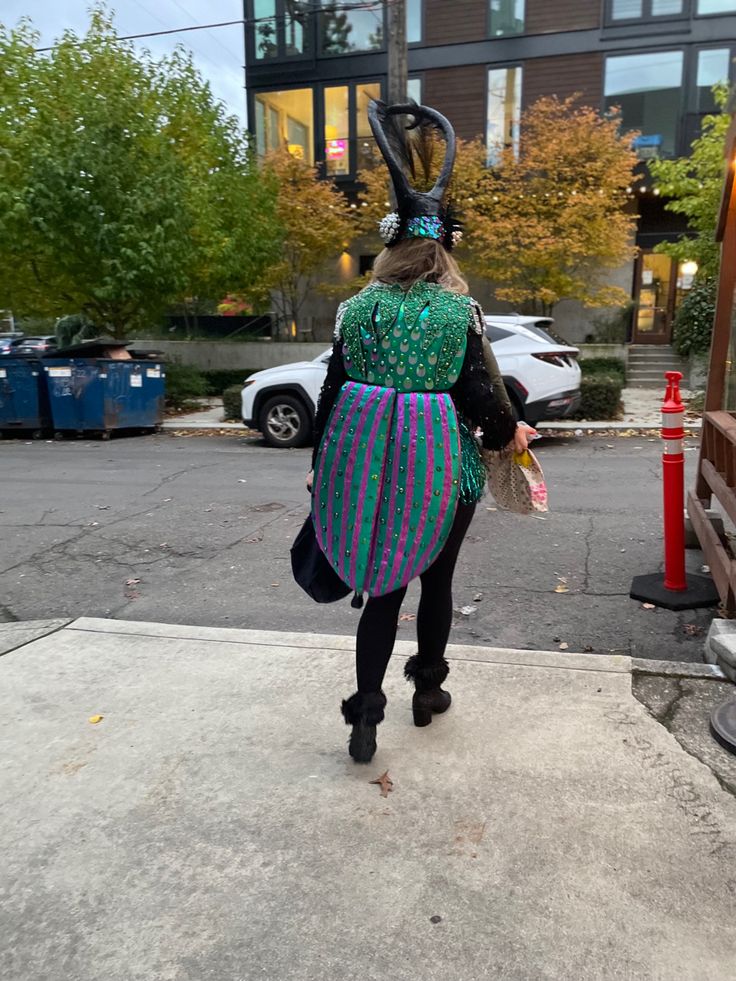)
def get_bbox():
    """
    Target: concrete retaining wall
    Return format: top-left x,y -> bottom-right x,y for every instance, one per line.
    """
135,339 -> 631,373
134,340 -> 328,372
